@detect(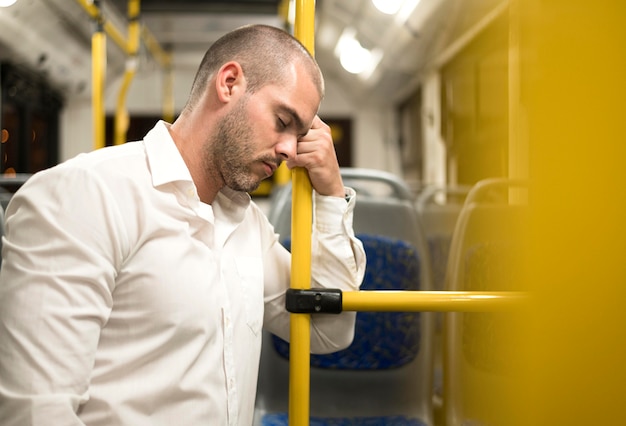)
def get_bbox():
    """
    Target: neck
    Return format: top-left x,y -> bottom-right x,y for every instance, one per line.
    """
169,117 -> 222,204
